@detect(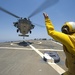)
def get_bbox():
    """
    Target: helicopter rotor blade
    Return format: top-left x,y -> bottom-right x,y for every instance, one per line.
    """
33,23 -> 45,27
28,0 -> 59,18
0,7 -> 20,18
